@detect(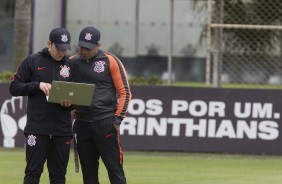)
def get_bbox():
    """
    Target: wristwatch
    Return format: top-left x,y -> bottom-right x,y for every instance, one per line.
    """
114,116 -> 123,125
